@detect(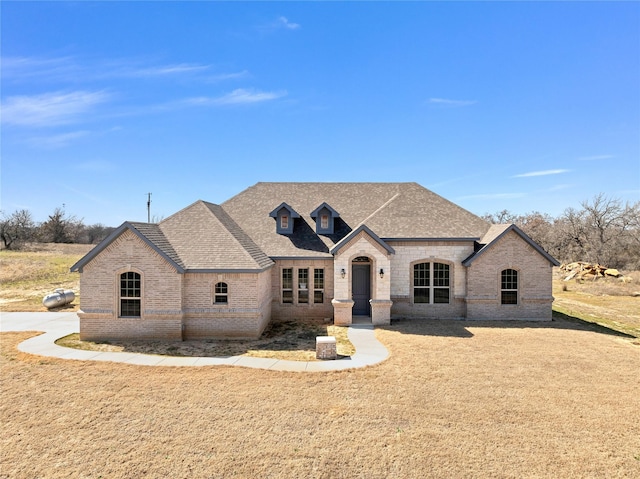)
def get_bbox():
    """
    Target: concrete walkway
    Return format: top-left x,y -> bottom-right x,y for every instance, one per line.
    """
0,312 -> 389,372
